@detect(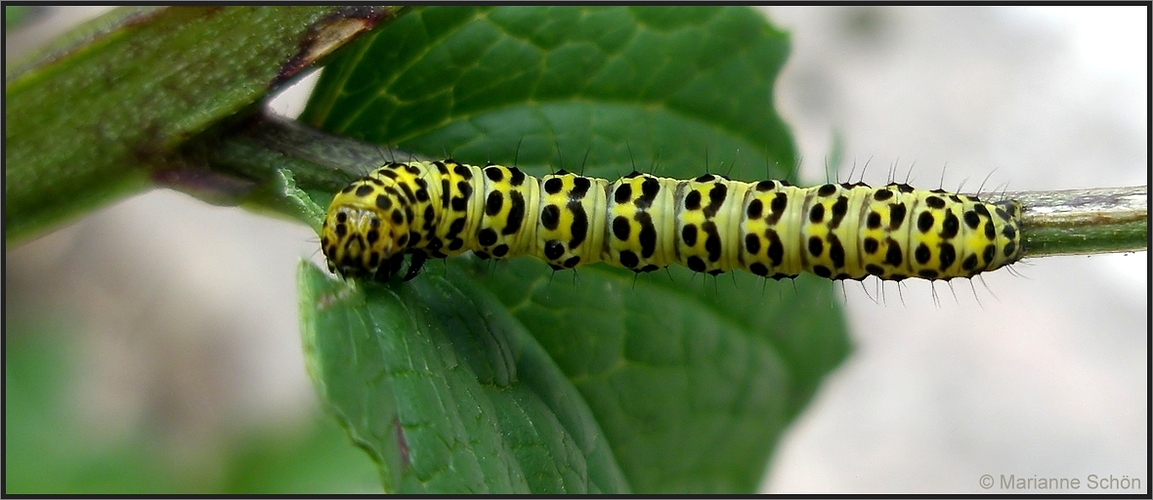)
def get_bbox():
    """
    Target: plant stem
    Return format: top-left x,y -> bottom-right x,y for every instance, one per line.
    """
199,114 -> 1149,261
5,6 -> 398,244
1011,187 -> 1148,258
196,114 -> 406,195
